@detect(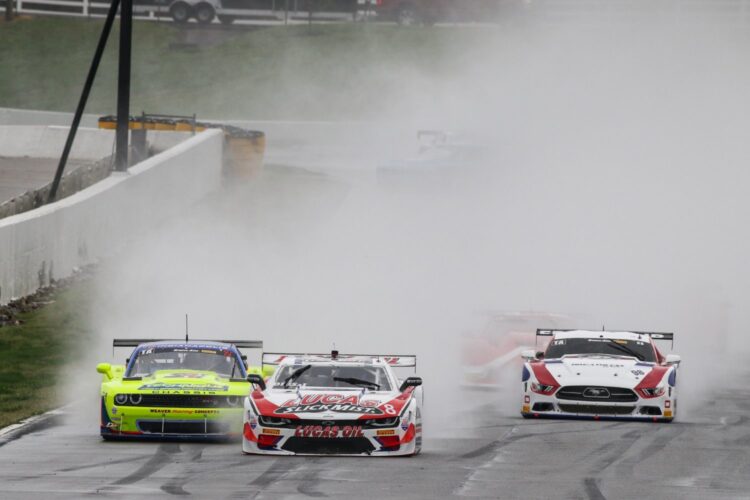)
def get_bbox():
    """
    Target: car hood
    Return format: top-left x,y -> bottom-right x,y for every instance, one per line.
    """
543,357 -> 655,387
251,389 -> 410,420
126,369 -> 244,394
